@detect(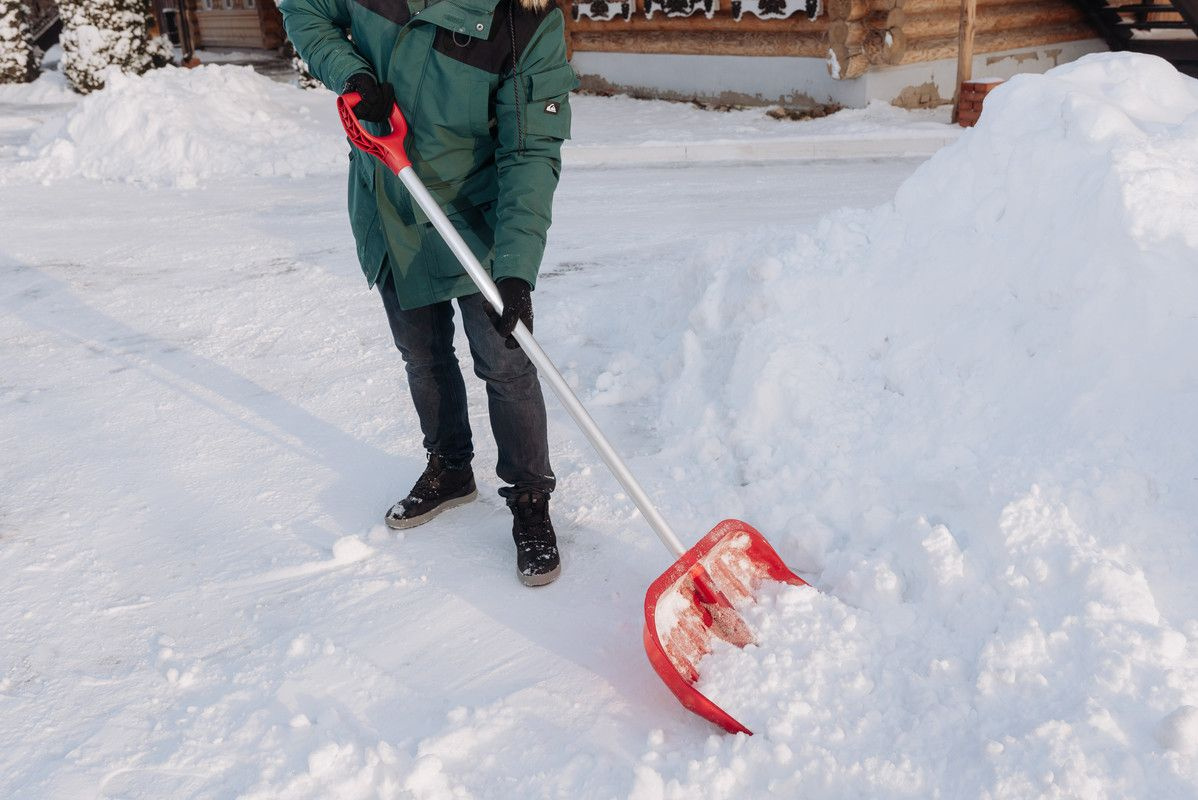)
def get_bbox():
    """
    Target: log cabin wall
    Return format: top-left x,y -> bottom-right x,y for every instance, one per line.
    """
564,0 -> 1107,107
566,0 -> 830,59
827,0 -> 1096,78
193,0 -> 285,49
